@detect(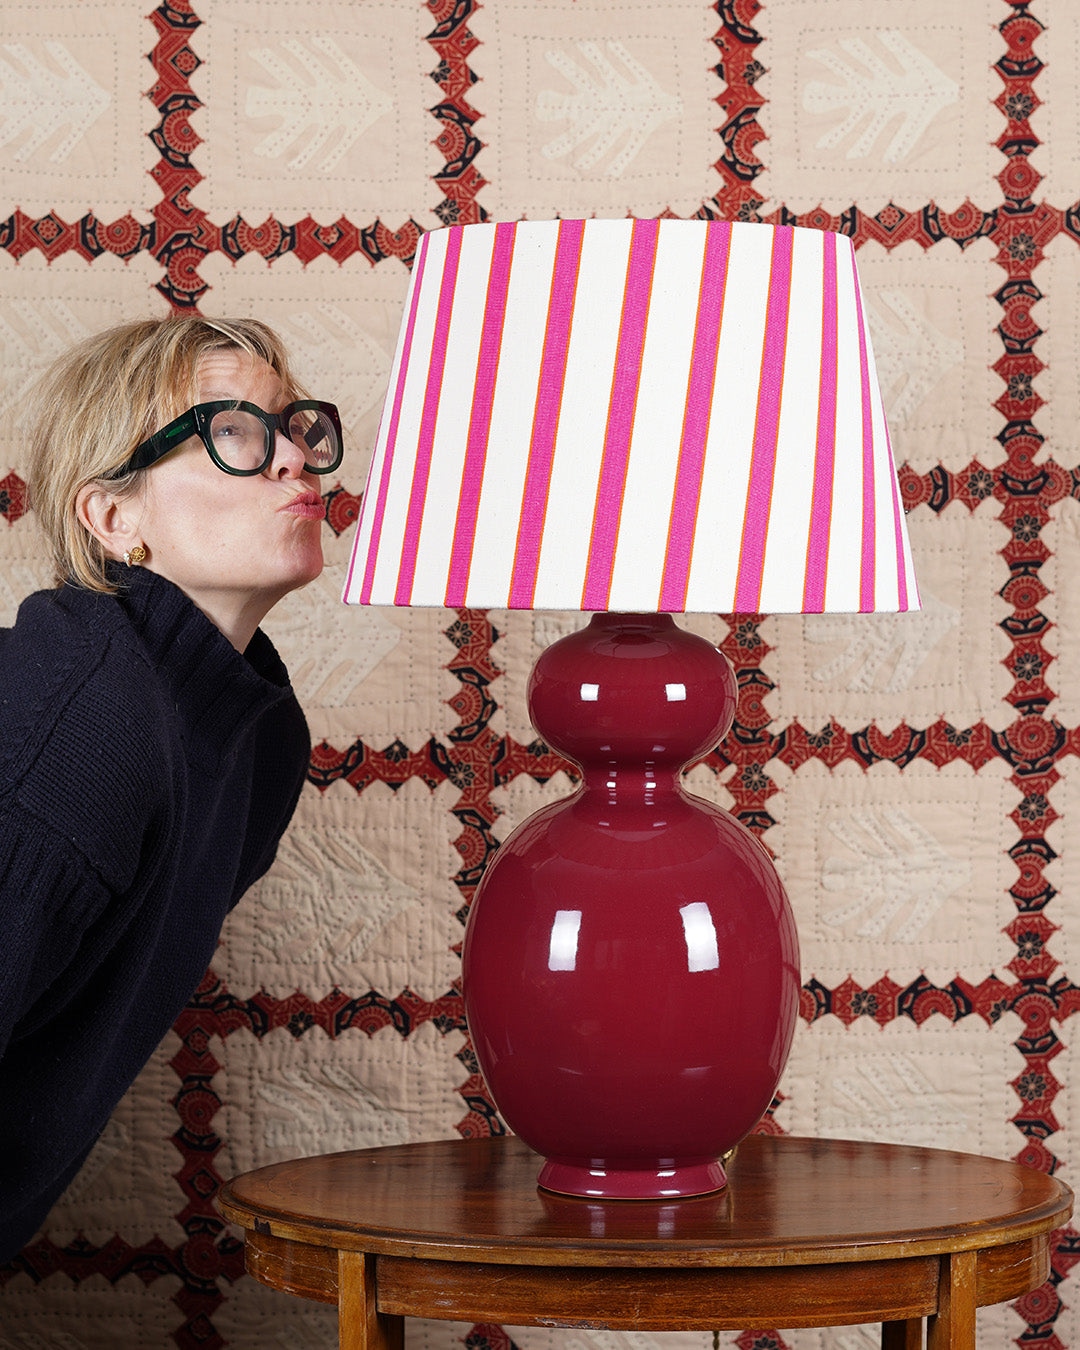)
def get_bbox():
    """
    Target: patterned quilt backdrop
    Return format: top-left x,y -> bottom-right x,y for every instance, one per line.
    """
0,1 -> 1078,1347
